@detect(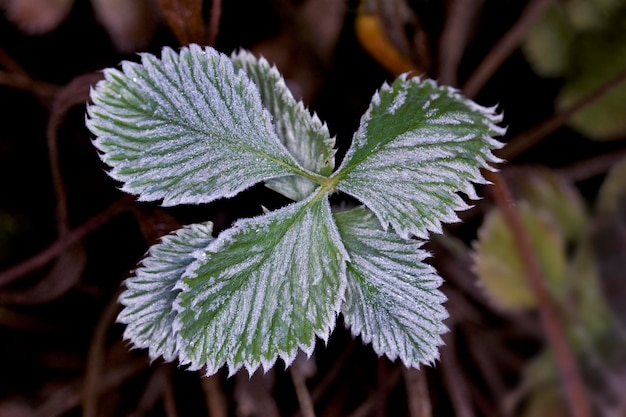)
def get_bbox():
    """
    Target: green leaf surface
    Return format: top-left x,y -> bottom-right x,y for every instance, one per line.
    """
333,75 -> 505,239
334,206 -> 448,367
231,50 -> 336,201
86,44 -> 312,206
173,193 -> 348,376
117,222 -> 214,362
